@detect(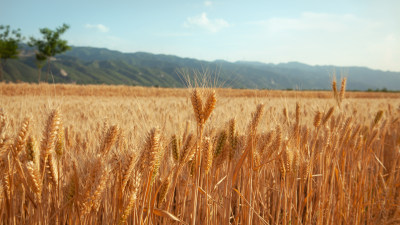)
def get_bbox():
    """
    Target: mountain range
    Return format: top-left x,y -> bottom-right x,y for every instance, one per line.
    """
2,45 -> 400,90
